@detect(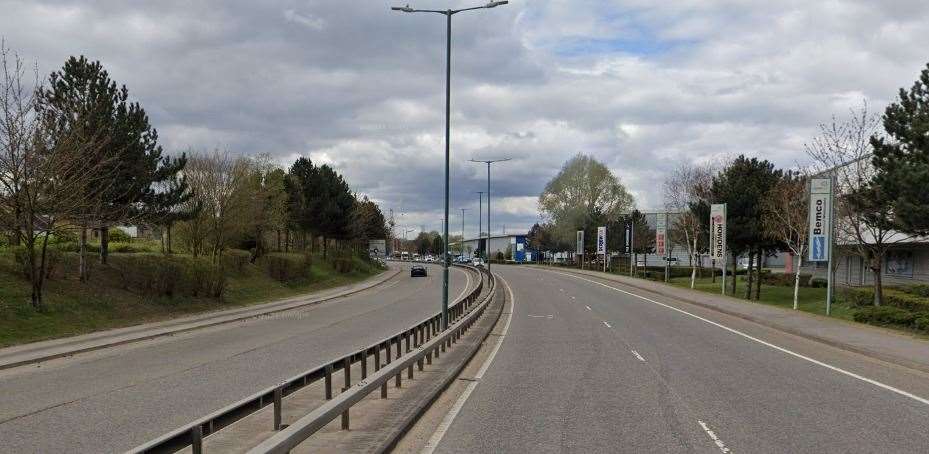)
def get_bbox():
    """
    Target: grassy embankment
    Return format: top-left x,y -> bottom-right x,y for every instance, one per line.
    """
0,240 -> 384,347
